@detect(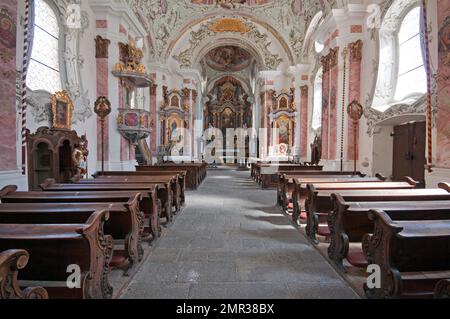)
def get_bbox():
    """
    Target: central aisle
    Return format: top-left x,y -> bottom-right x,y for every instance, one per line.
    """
120,167 -> 358,299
